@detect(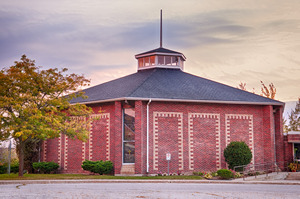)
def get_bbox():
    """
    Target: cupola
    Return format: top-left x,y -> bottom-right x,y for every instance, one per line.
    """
135,10 -> 186,71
